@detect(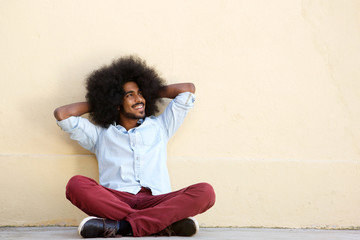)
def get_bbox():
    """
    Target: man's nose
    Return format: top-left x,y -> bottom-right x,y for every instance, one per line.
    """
135,94 -> 143,102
